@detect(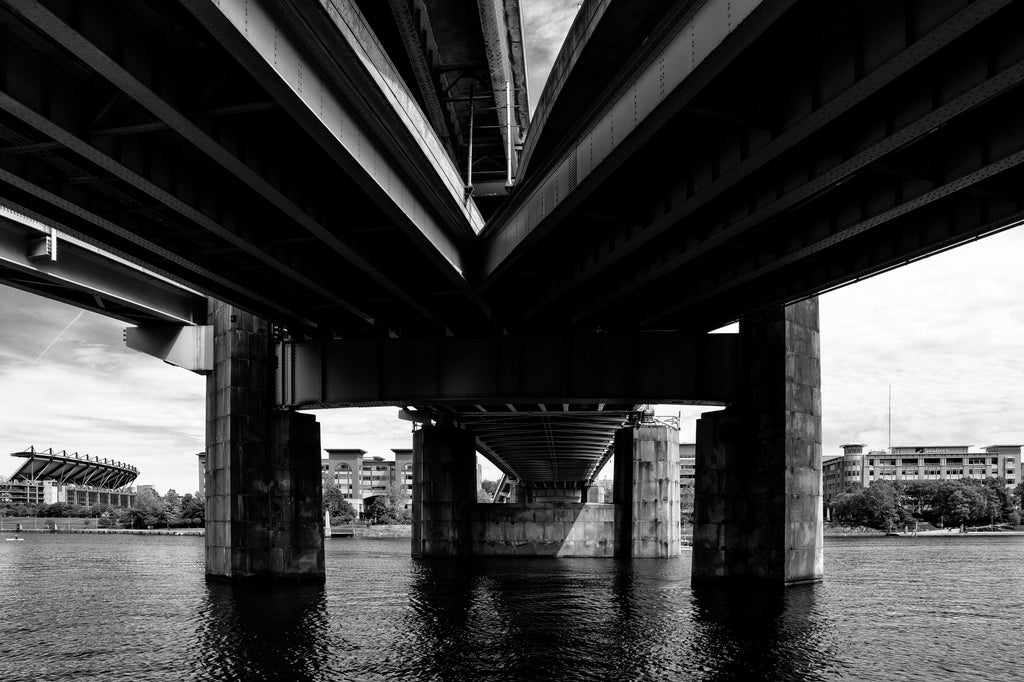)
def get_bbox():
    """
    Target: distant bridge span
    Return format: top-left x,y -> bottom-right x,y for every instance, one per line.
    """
0,0 -> 1020,582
